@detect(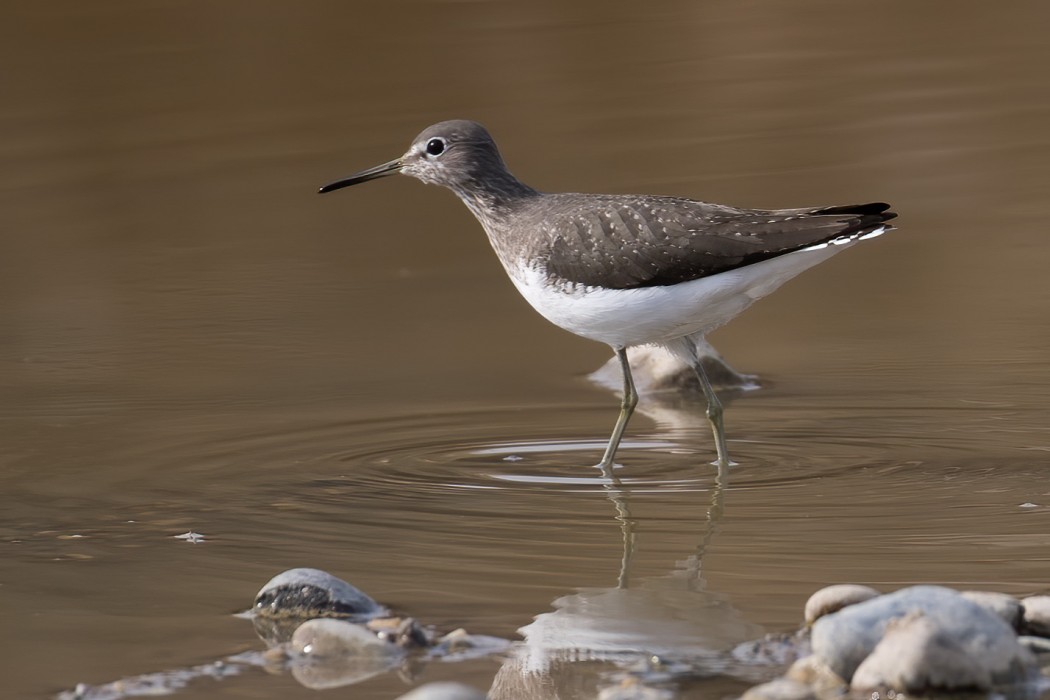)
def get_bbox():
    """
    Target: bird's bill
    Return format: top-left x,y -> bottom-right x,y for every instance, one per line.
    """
318,158 -> 402,194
